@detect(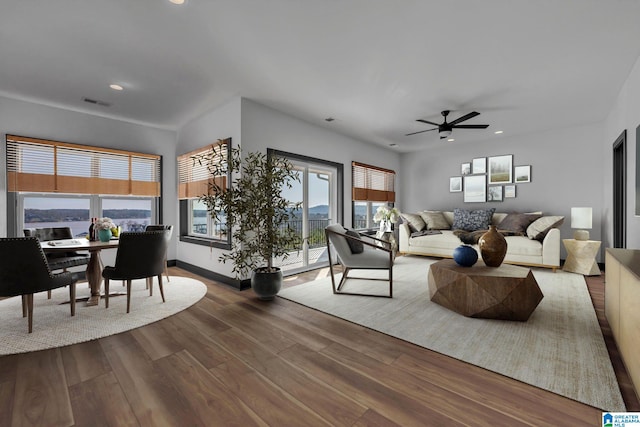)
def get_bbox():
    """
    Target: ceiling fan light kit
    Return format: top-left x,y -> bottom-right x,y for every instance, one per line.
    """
406,110 -> 489,140
439,129 -> 452,139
